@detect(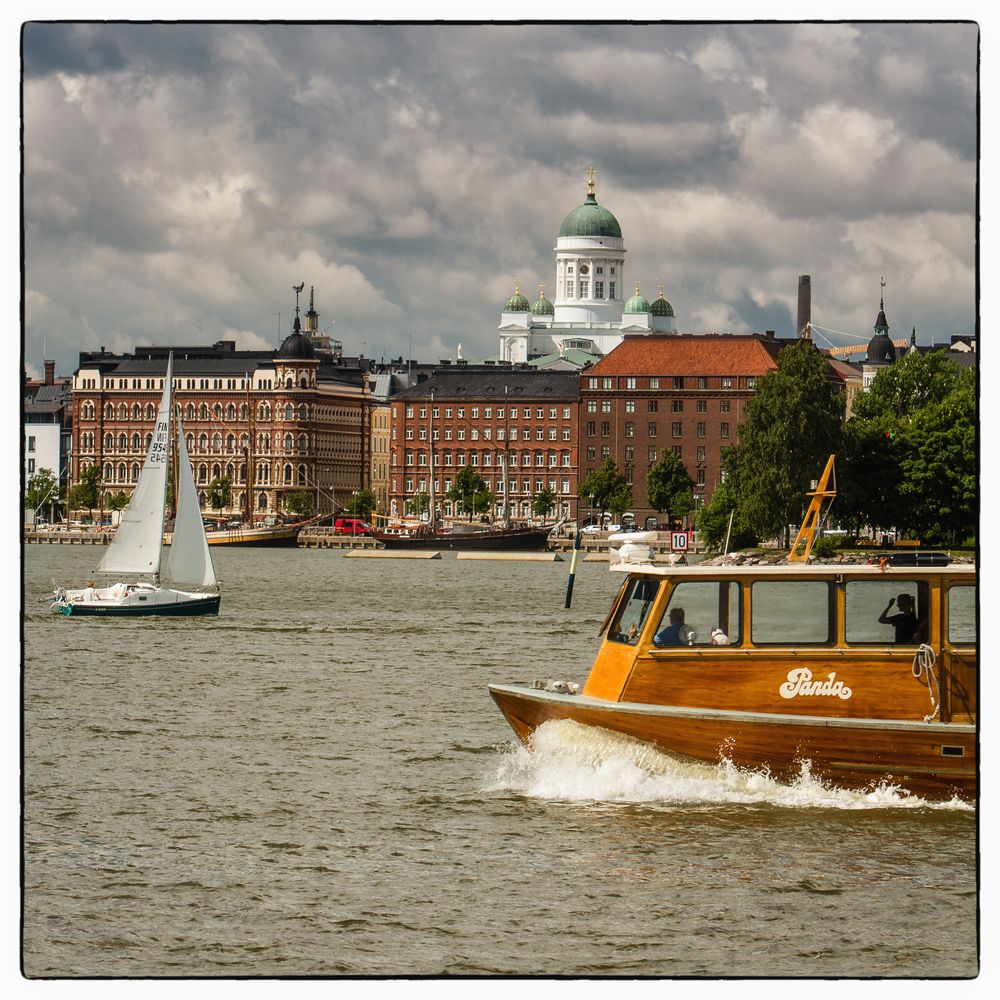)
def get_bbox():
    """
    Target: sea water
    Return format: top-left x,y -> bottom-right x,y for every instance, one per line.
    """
21,545 -> 978,977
